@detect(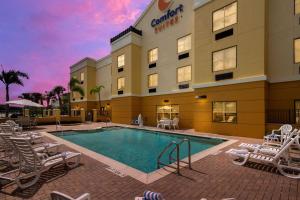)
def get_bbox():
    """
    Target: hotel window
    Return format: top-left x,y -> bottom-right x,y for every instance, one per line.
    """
213,2 -> 237,32
148,48 -> 158,63
177,66 -> 192,83
117,54 -> 125,68
294,39 -> 300,63
296,0 -> 300,14
117,77 -> 125,90
148,74 -> 158,88
213,102 -> 237,123
213,46 -> 237,72
80,72 -> 84,84
178,35 -> 191,54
